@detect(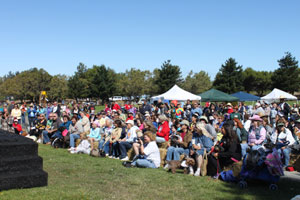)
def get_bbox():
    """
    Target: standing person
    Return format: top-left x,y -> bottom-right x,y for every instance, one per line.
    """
20,102 -> 27,128
11,104 -> 22,124
46,103 -> 53,119
278,96 -> 290,120
52,101 -> 61,117
270,103 -> 278,128
27,104 -> 37,128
